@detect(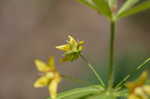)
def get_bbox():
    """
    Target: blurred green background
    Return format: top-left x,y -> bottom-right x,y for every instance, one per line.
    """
0,0 -> 150,99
